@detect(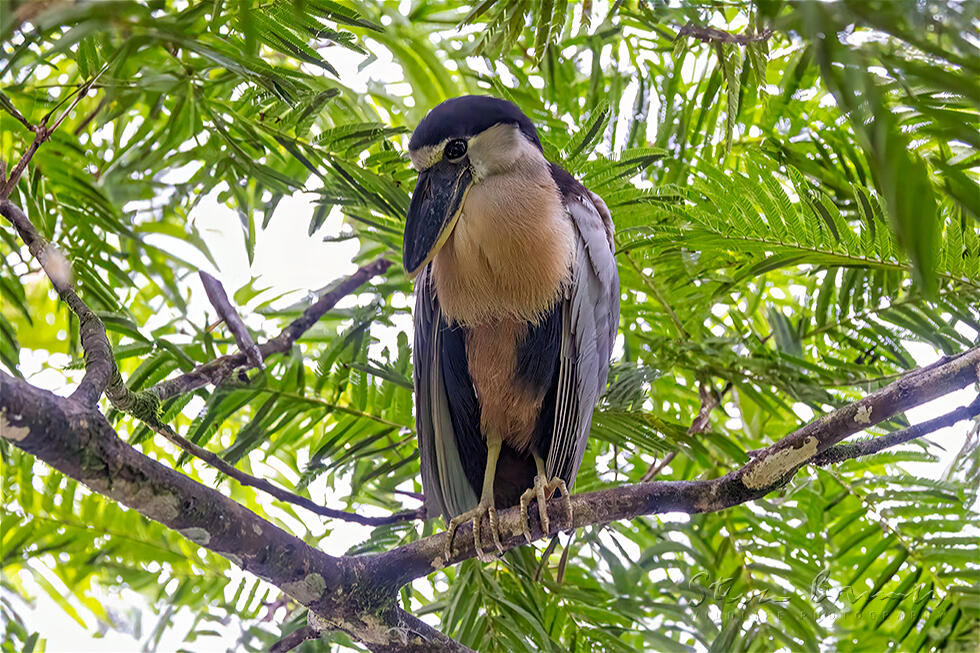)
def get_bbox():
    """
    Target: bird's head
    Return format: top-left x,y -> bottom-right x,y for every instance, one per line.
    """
402,95 -> 543,276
